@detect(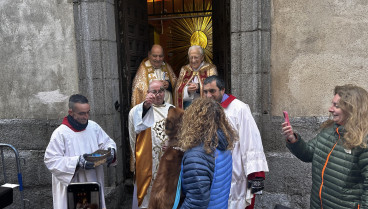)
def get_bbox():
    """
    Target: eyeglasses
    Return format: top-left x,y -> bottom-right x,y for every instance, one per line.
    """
148,87 -> 165,95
